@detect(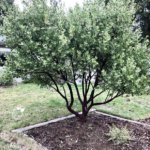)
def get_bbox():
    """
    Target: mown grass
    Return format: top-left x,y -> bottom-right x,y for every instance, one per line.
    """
0,83 -> 74,150
0,83 -> 150,149
95,94 -> 150,120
